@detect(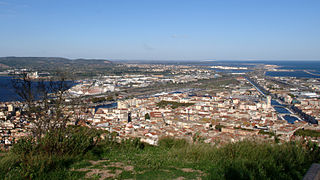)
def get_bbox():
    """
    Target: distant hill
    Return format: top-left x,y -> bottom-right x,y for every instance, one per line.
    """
0,57 -> 113,70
